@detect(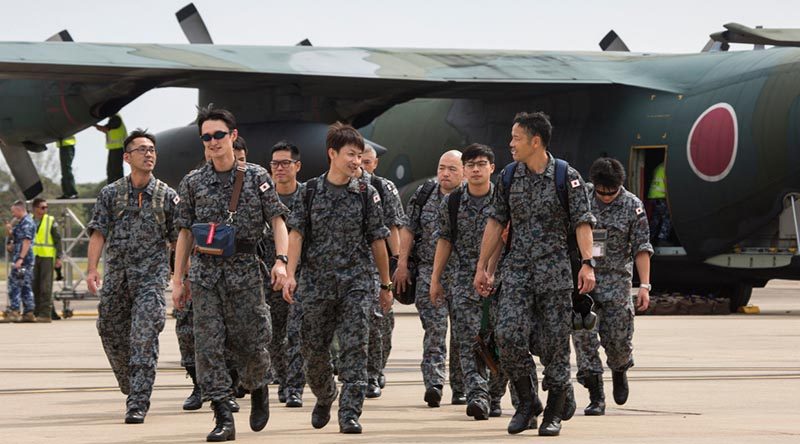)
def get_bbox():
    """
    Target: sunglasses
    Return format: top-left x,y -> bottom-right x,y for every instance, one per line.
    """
200,131 -> 231,142
595,188 -> 620,196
